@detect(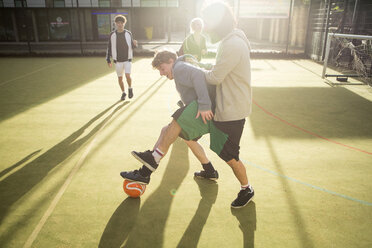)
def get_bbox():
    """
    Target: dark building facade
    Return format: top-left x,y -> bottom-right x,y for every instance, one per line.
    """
0,0 -> 191,54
